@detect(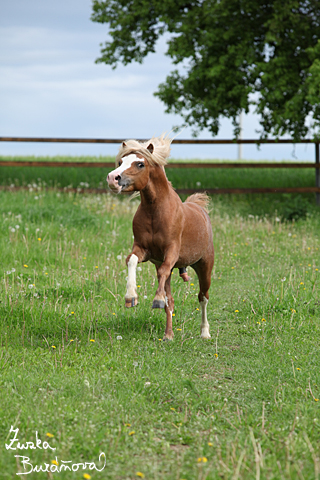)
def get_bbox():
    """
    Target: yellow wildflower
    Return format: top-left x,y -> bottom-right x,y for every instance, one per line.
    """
46,433 -> 54,438
90,339 -> 95,342
129,431 -> 135,436
197,457 -> 208,463
136,473 -> 145,478
51,459 -> 59,465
